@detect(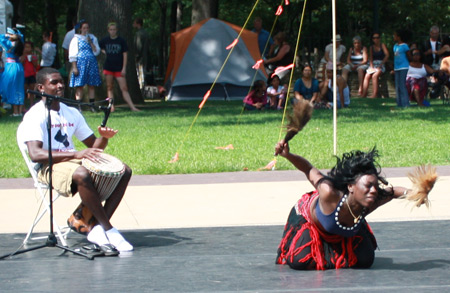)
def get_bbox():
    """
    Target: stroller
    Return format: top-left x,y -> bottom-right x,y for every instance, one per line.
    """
429,71 -> 450,105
